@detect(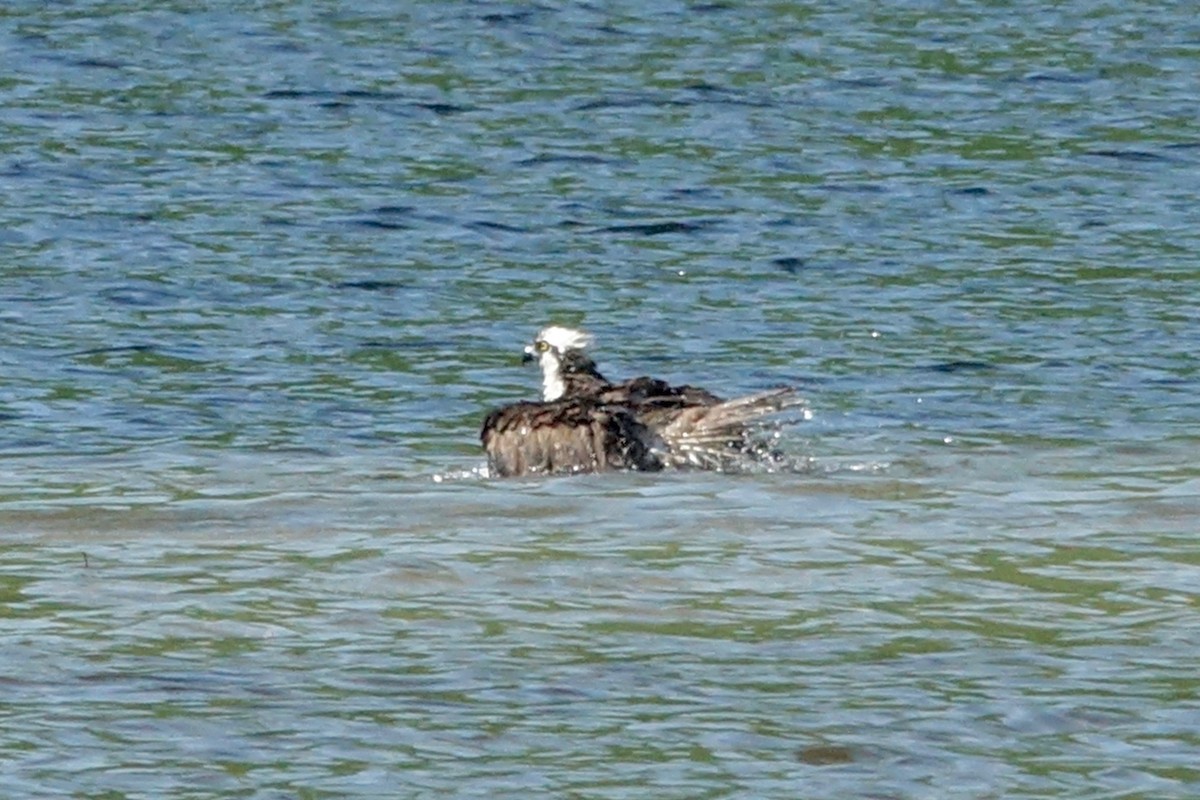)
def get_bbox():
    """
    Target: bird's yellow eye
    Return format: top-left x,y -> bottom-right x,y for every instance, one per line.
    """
535,341 -> 550,352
